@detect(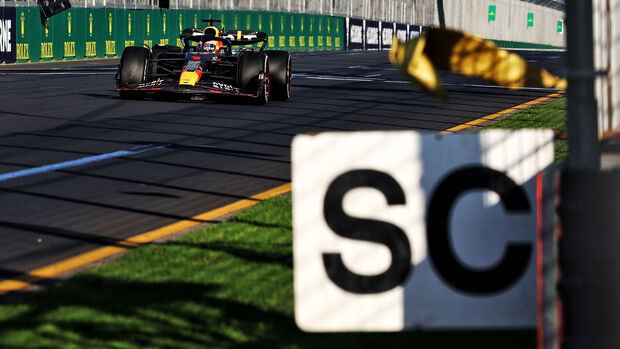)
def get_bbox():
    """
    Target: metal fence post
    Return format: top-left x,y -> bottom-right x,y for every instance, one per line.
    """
566,0 -> 600,170
559,1 -> 615,349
